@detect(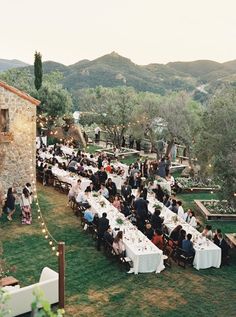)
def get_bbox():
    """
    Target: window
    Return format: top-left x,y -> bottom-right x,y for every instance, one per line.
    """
0,109 -> 9,132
